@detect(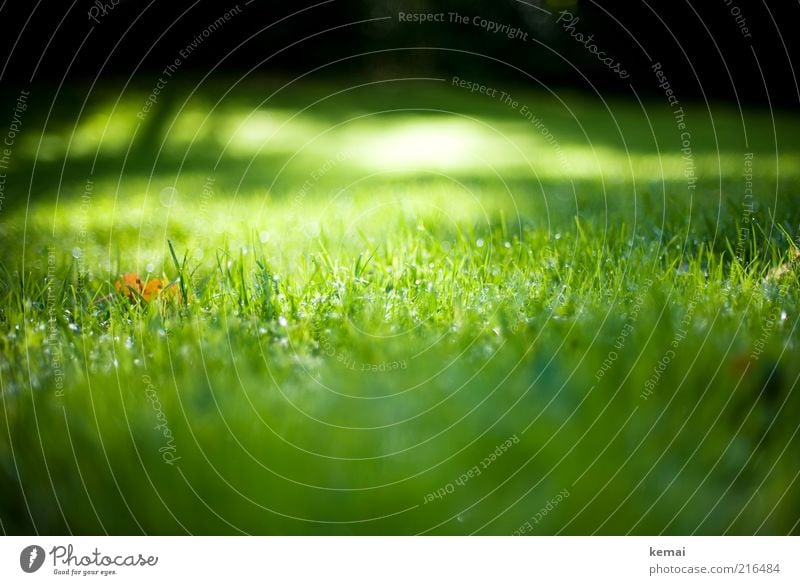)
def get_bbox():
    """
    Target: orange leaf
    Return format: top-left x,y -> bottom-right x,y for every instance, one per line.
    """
114,273 -> 179,303
114,273 -> 144,299
142,277 -> 170,301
